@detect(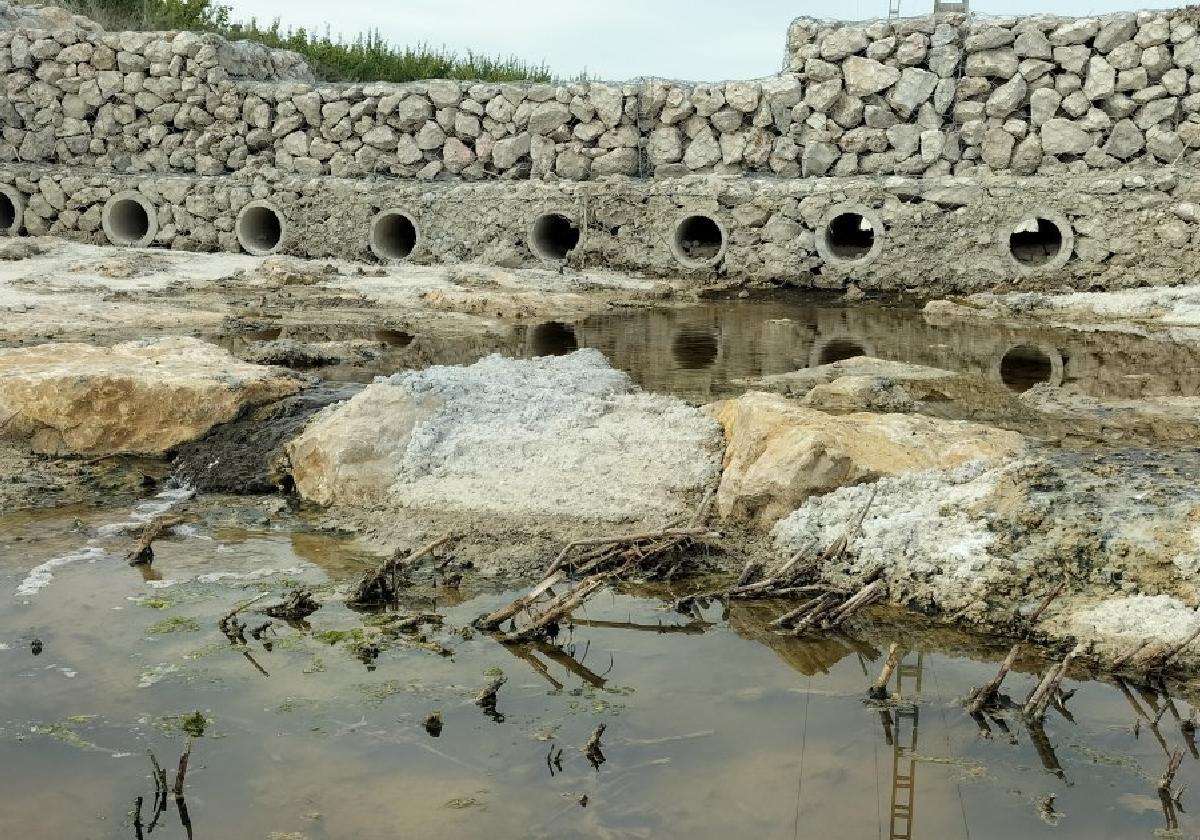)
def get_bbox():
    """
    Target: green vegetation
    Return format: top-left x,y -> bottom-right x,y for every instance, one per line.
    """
56,0 -> 554,82
145,615 -> 201,635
